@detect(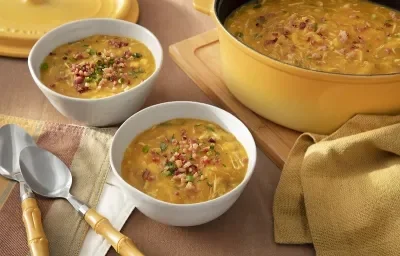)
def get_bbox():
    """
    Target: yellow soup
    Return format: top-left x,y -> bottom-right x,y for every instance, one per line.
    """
225,0 -> 400,74
121,119 -> 248,204
40,35 -> 156,99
